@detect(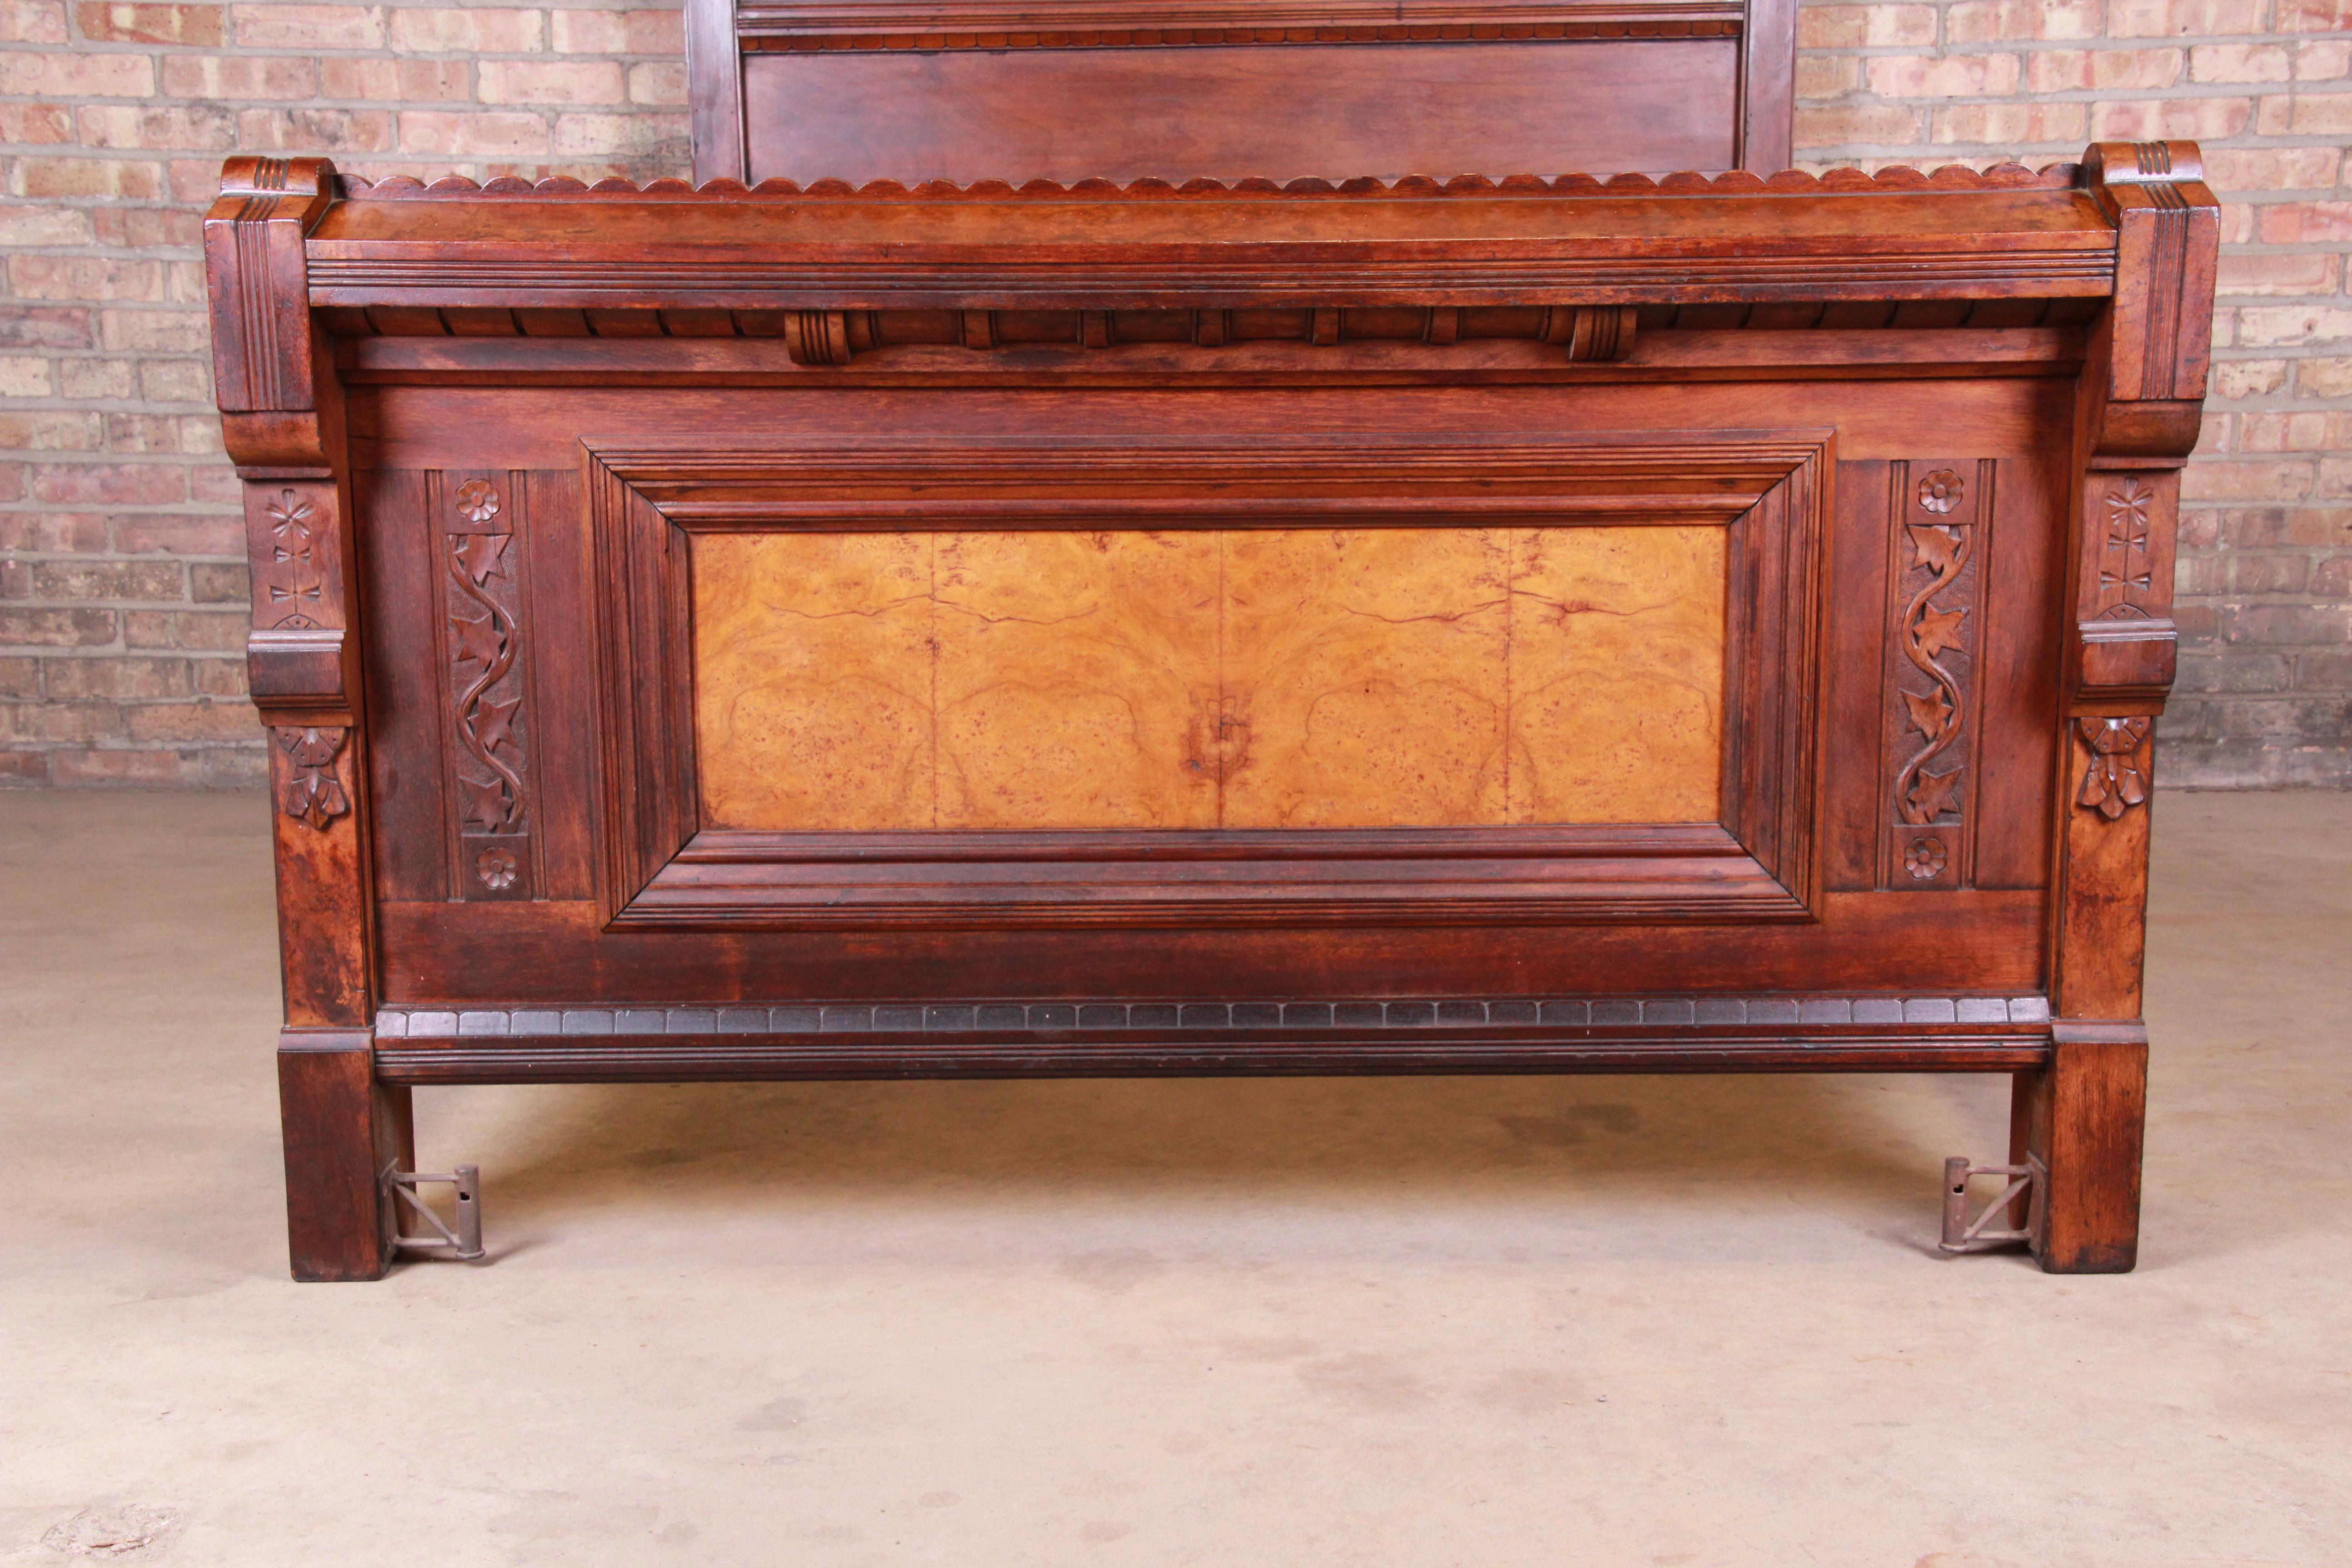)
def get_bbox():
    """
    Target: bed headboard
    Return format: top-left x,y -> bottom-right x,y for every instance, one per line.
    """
686,0 -> 1798,186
